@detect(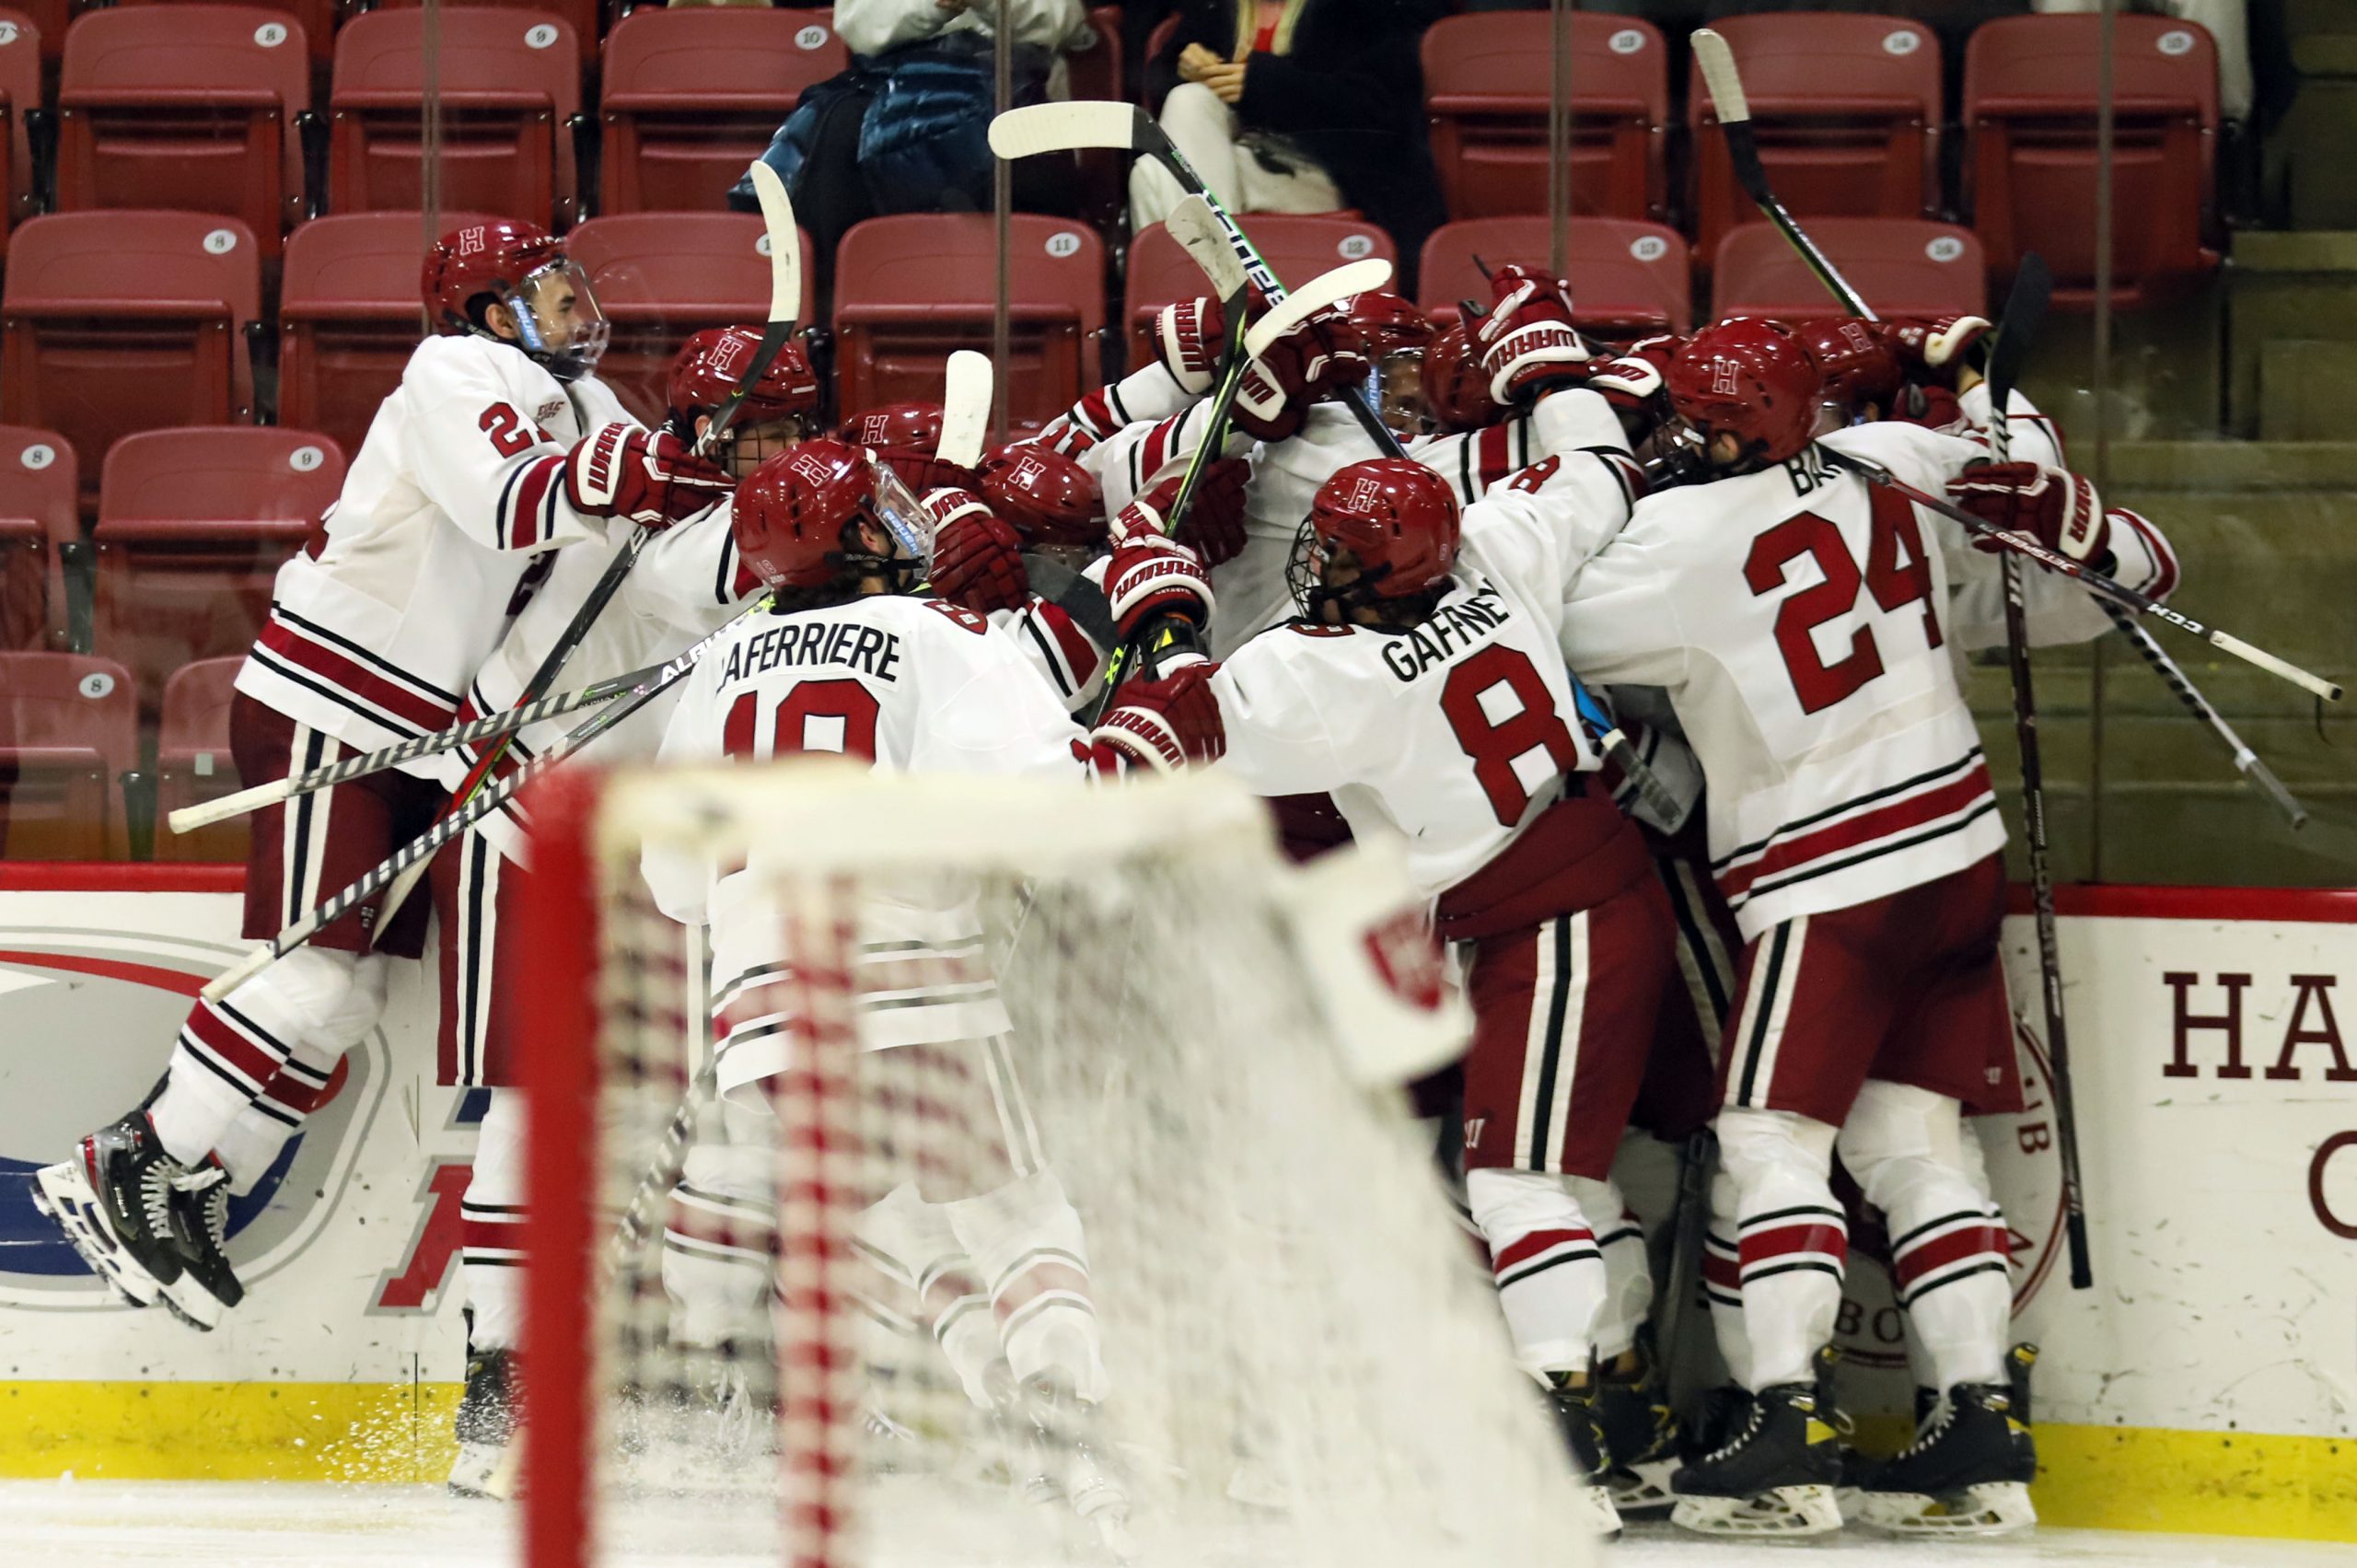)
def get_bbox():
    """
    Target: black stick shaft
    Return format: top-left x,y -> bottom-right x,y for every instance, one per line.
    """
2099,601 -> 2309,830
